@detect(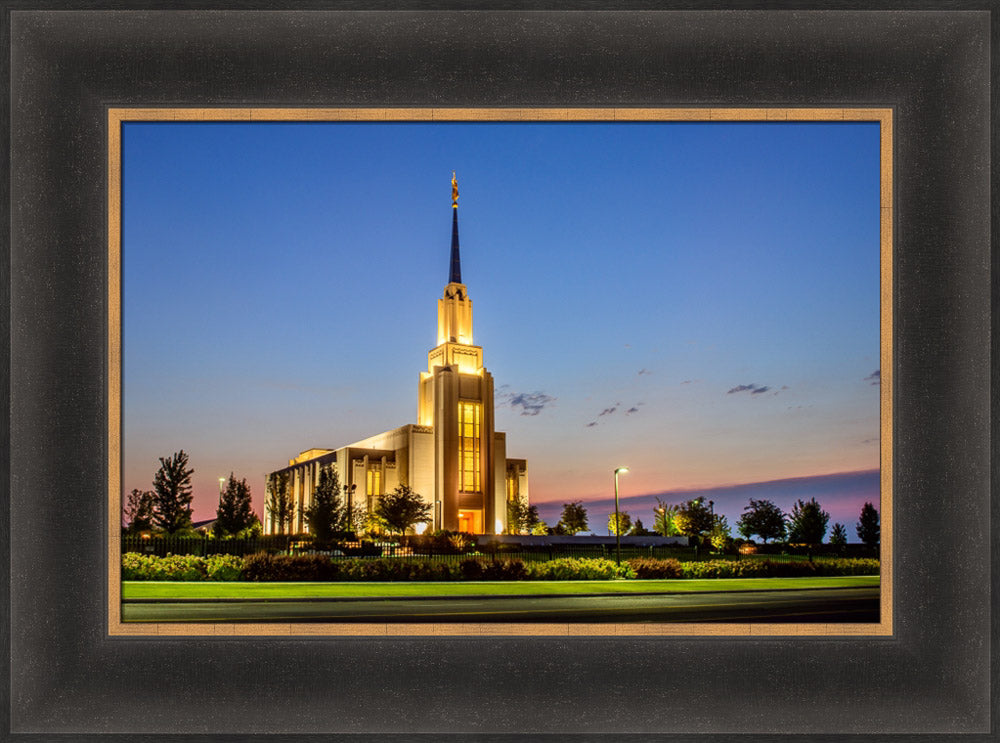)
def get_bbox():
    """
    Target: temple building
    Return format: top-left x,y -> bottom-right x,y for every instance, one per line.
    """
264,175 -> 529,536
